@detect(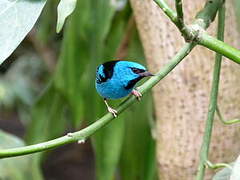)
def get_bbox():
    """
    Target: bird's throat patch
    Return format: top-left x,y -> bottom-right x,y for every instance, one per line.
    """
124,76 -> 143,90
